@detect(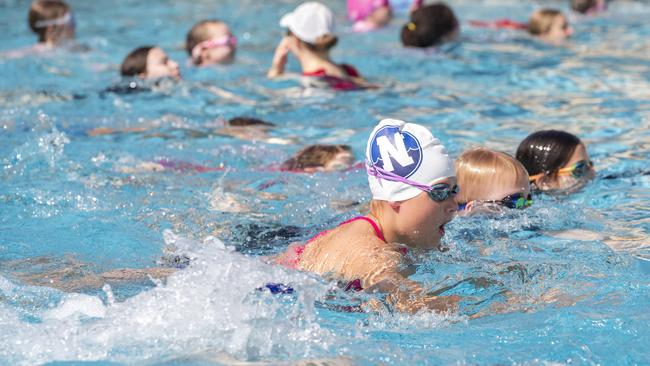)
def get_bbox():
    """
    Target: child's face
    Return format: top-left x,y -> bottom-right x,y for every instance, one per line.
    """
540,143 -> 595,191
396,177 -> 458,250
145,48 -> 180,80
545,15 -> 573,42
199,23 -> 236,65
469,177 -> 531,214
